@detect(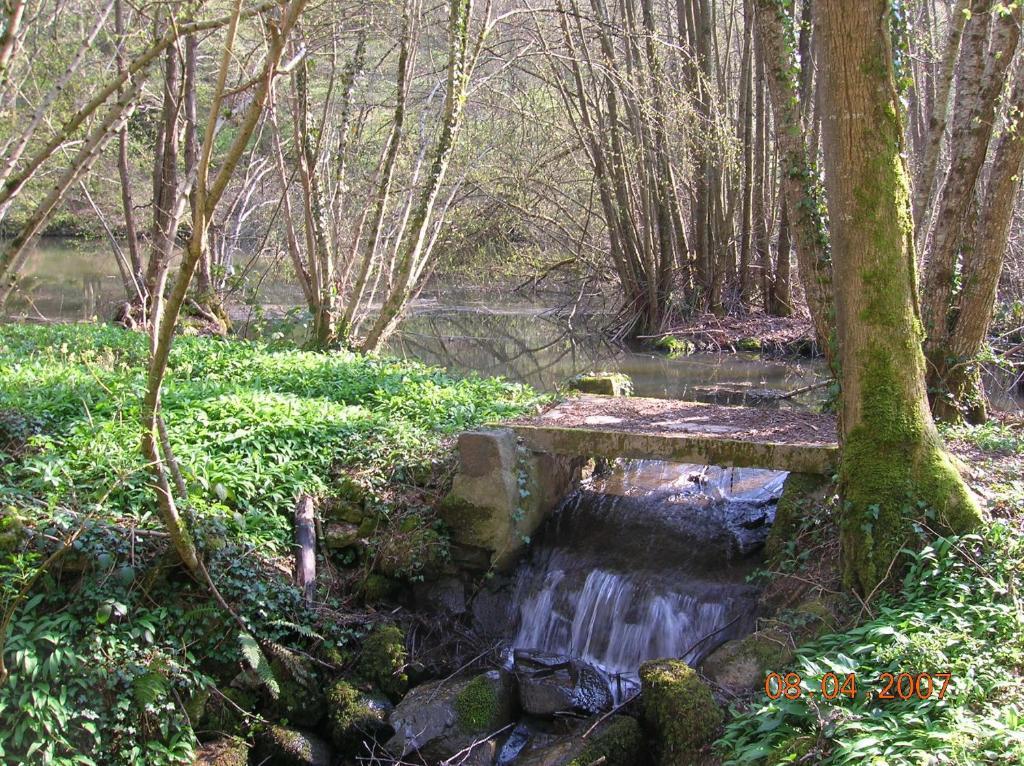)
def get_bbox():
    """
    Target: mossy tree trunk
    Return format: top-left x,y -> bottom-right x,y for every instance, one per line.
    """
814,0 -> 982,595
752,0 -> 833,357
